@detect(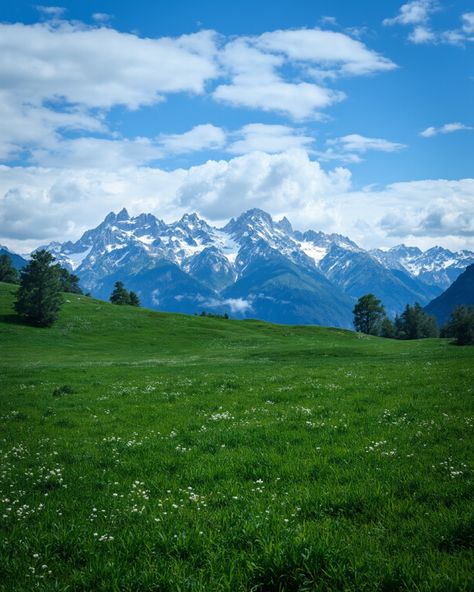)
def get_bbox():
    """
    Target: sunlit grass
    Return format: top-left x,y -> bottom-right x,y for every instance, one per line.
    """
1,282 -> 473,591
